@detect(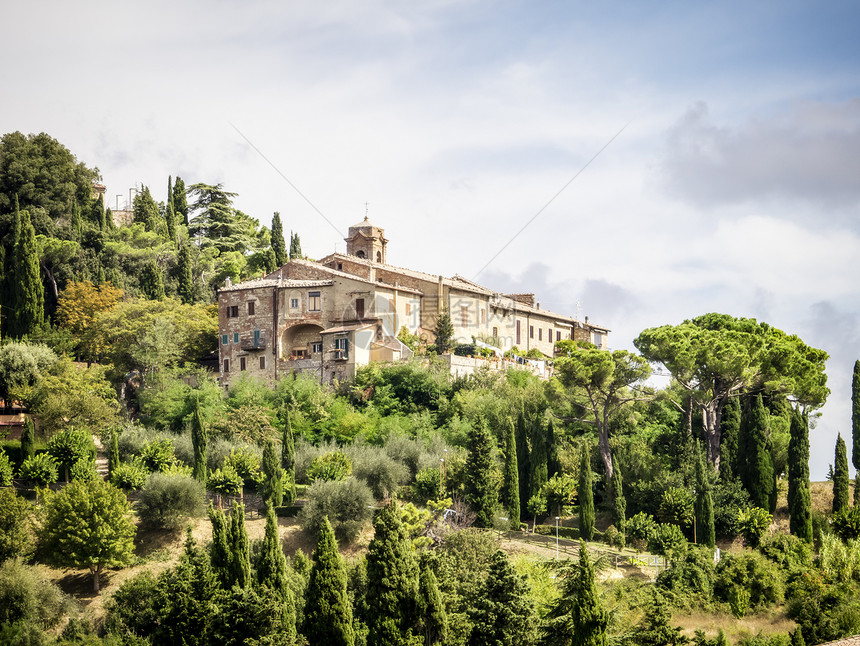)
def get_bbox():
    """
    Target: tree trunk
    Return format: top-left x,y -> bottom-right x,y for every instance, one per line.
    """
91,565 -> 100,593
702,400 -> 724,472
598,421 -> 613,481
